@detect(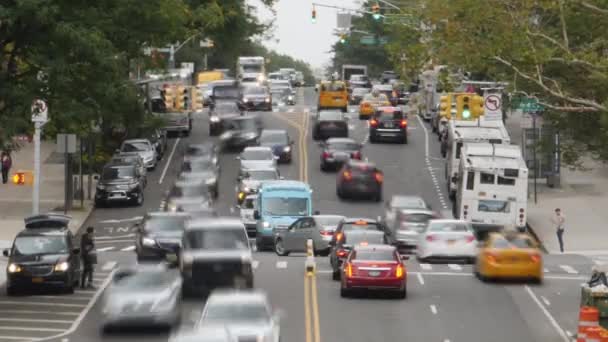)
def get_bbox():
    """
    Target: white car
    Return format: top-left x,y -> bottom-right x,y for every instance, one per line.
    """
416,219 -> 477,263
198,290 -> 282,342
239,194 -> 258,237
237,146 -> 278,170
120,139 -> 157,170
